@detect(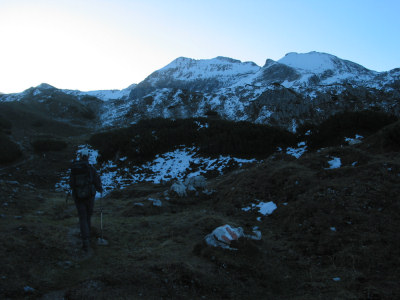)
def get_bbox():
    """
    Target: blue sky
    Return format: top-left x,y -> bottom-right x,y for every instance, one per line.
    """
1,0 -> 399,93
